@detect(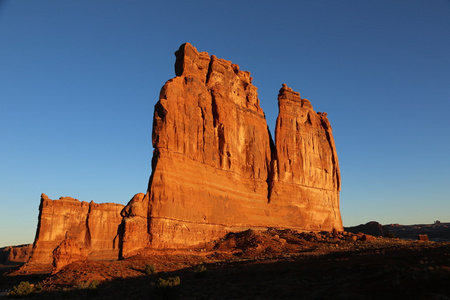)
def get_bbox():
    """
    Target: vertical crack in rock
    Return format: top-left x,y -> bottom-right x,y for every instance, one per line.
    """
85,203 -> 92,248
319,113 -> 341,191
205,55 -> 214,85
266,125 -> 276,203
